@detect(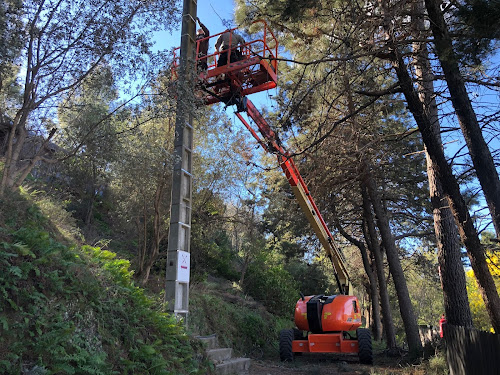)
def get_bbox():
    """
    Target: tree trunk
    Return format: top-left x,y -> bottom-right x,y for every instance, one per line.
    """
334,211 -> 382,341
0,34 -> 38,196
135,217 -> 146,276
136,198 -> 149,278
239,254 -> 250,287
363,165 -> 423,357
412,0 -> 473,328
357,240 -> 382,341
339,69 -> 382,340
0,112 -> 27,195
0,109 -> 57,195
361,181 -> 397,350
425,0 -> 500,238
85,163 -> 97,227
239,204 -> 256,287
138,175 -> 167,286
393,53 -> 500,332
